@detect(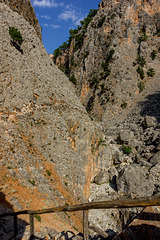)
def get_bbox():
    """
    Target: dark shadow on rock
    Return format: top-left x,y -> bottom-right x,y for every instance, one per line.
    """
138,91 -> 160,123
11,40 -> 23,54
113,207 -> 160,240
138,212 -> 160,221
113,224 -> 160,240
0,192 -> 28,239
